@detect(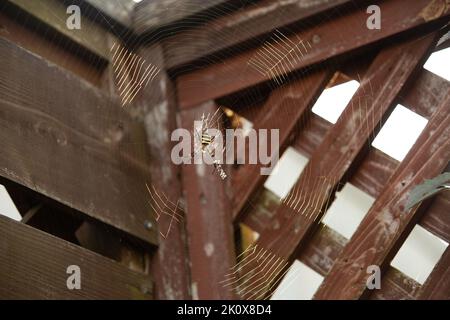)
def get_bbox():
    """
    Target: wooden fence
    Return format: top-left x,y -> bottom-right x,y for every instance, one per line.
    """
0,0 -> 448,300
